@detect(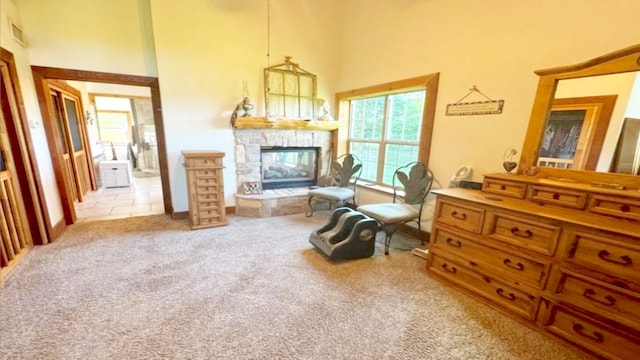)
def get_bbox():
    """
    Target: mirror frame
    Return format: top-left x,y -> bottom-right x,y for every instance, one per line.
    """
519,43 -> 640,189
